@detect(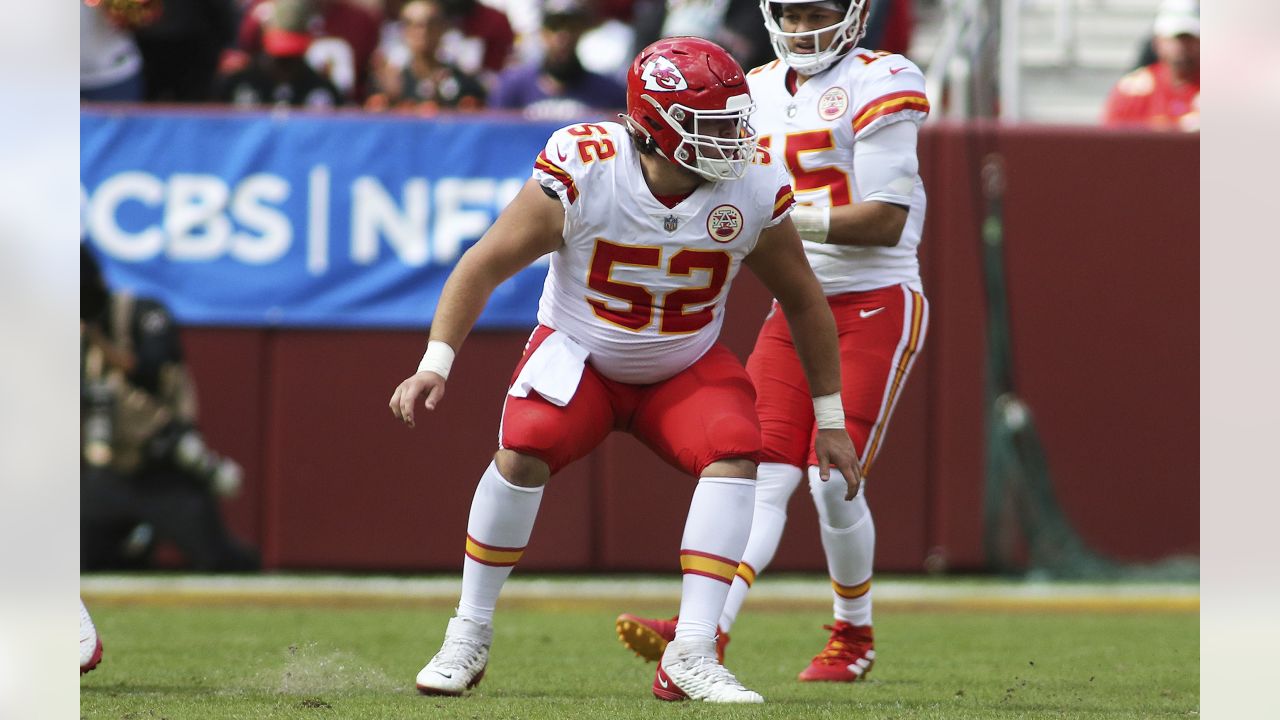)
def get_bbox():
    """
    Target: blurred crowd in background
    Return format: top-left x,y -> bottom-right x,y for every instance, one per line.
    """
79,0 -> 918,118
80,0 -> 1198,128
